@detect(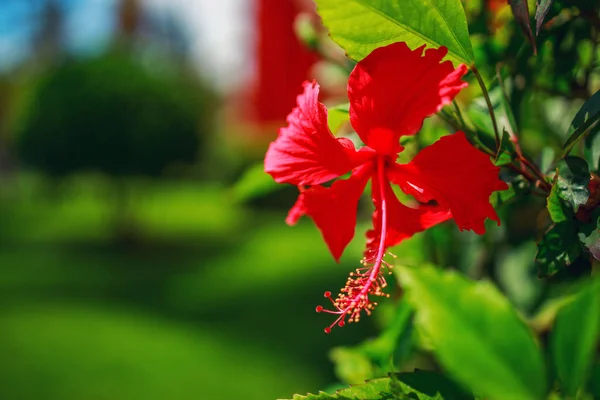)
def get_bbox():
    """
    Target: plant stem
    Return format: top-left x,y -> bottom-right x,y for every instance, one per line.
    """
495,64 -> 552,193
472,66 -> 501,151
453,100 -> 467,129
